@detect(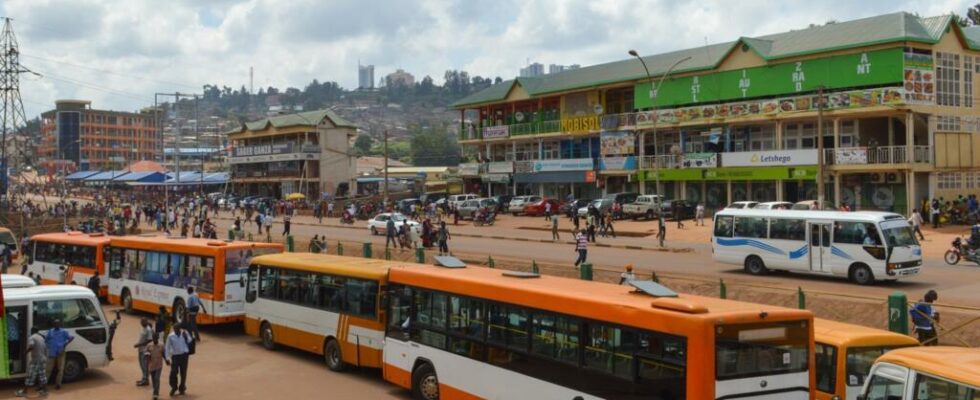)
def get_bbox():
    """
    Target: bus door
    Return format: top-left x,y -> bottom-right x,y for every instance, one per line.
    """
5,305 -> 28,374
808,222 -> 832,273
